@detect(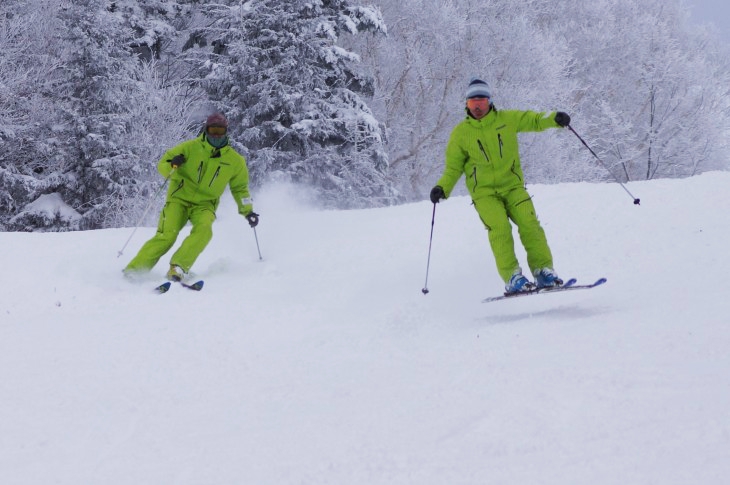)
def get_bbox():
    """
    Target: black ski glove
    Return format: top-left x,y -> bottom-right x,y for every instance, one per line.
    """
245,211 -> 260,228
430,186 -> 445,204
170,154 -> 186,168
555,112 -> 571,127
